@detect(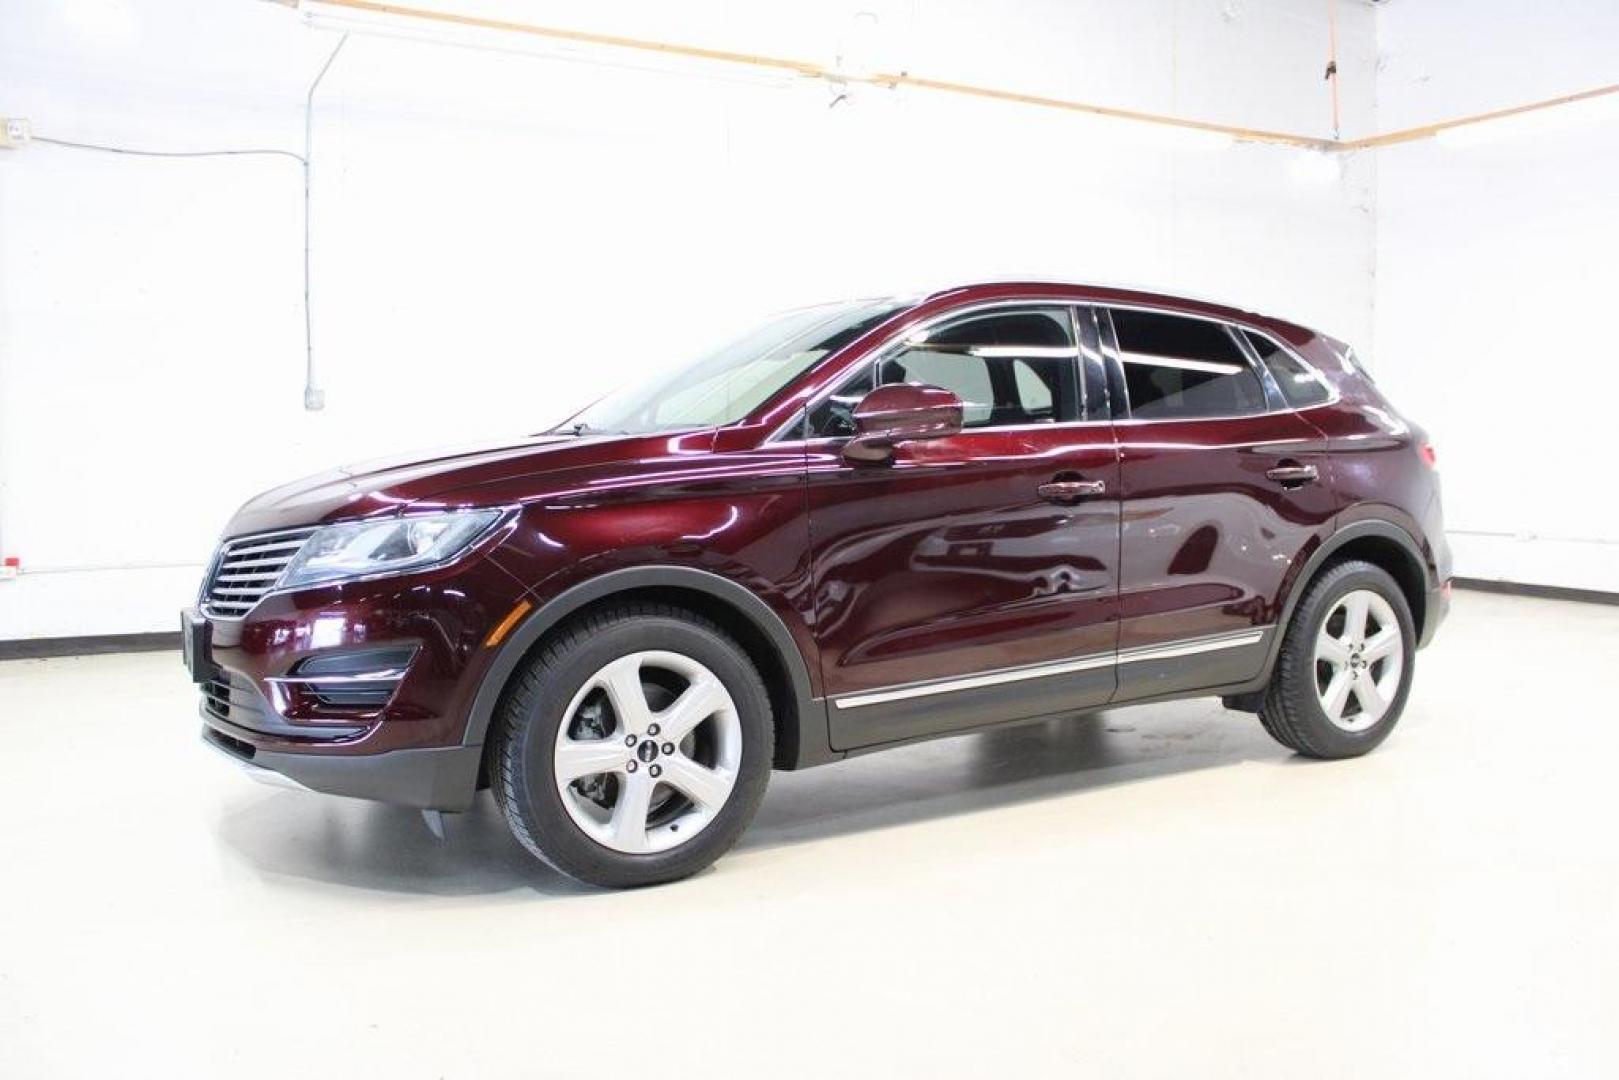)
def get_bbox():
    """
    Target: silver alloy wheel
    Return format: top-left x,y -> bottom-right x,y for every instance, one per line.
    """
553,649 -> 742,855
1313,589 -> 1404,732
